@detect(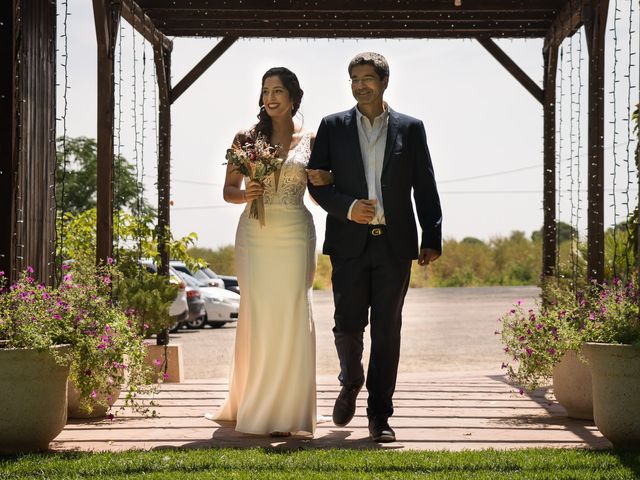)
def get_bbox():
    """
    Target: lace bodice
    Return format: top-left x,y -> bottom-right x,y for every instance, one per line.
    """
259,132 -> 312,208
